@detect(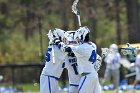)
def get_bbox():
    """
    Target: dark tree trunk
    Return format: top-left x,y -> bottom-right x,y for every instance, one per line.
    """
38,16 -> 44,62
114,0 -> 121,44
125,0 -> 140,43
72,13 -> 79,29
24,11 -> 29,41
87,0 -> 97,43
60,0 -> 68,31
